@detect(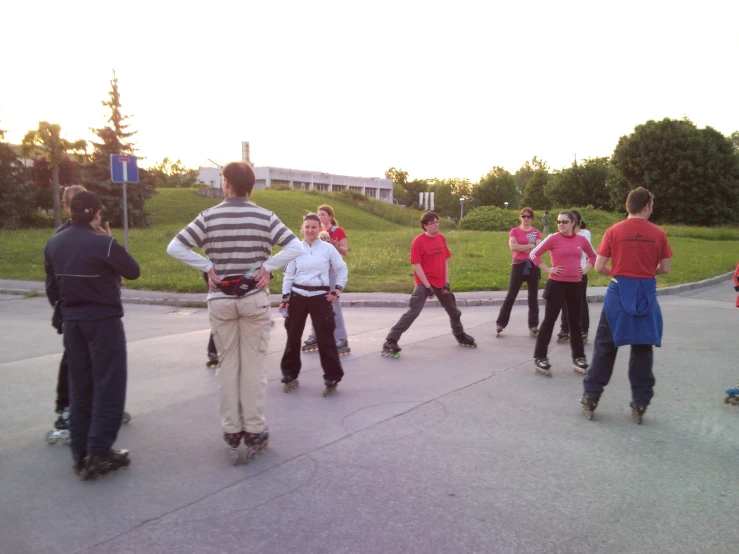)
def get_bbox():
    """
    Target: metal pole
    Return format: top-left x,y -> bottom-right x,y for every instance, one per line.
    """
123,182 -> 129,251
